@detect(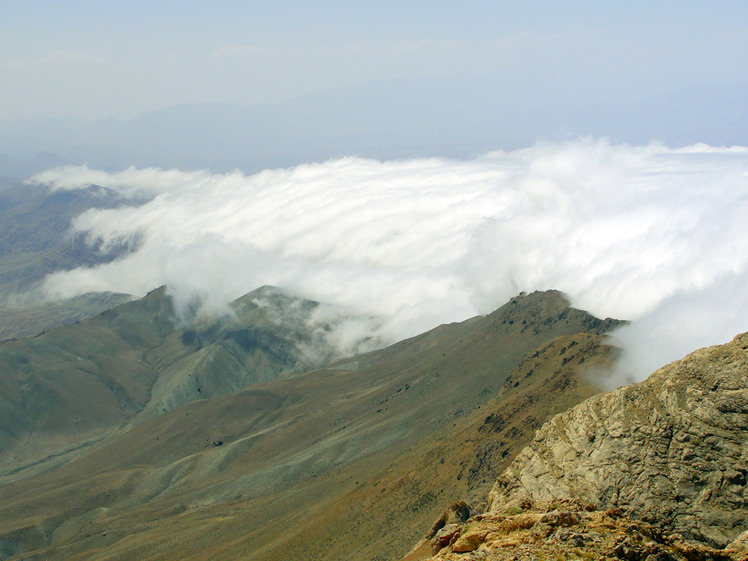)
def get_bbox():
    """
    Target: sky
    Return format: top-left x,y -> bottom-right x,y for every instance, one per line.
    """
1,1 -> 747,120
